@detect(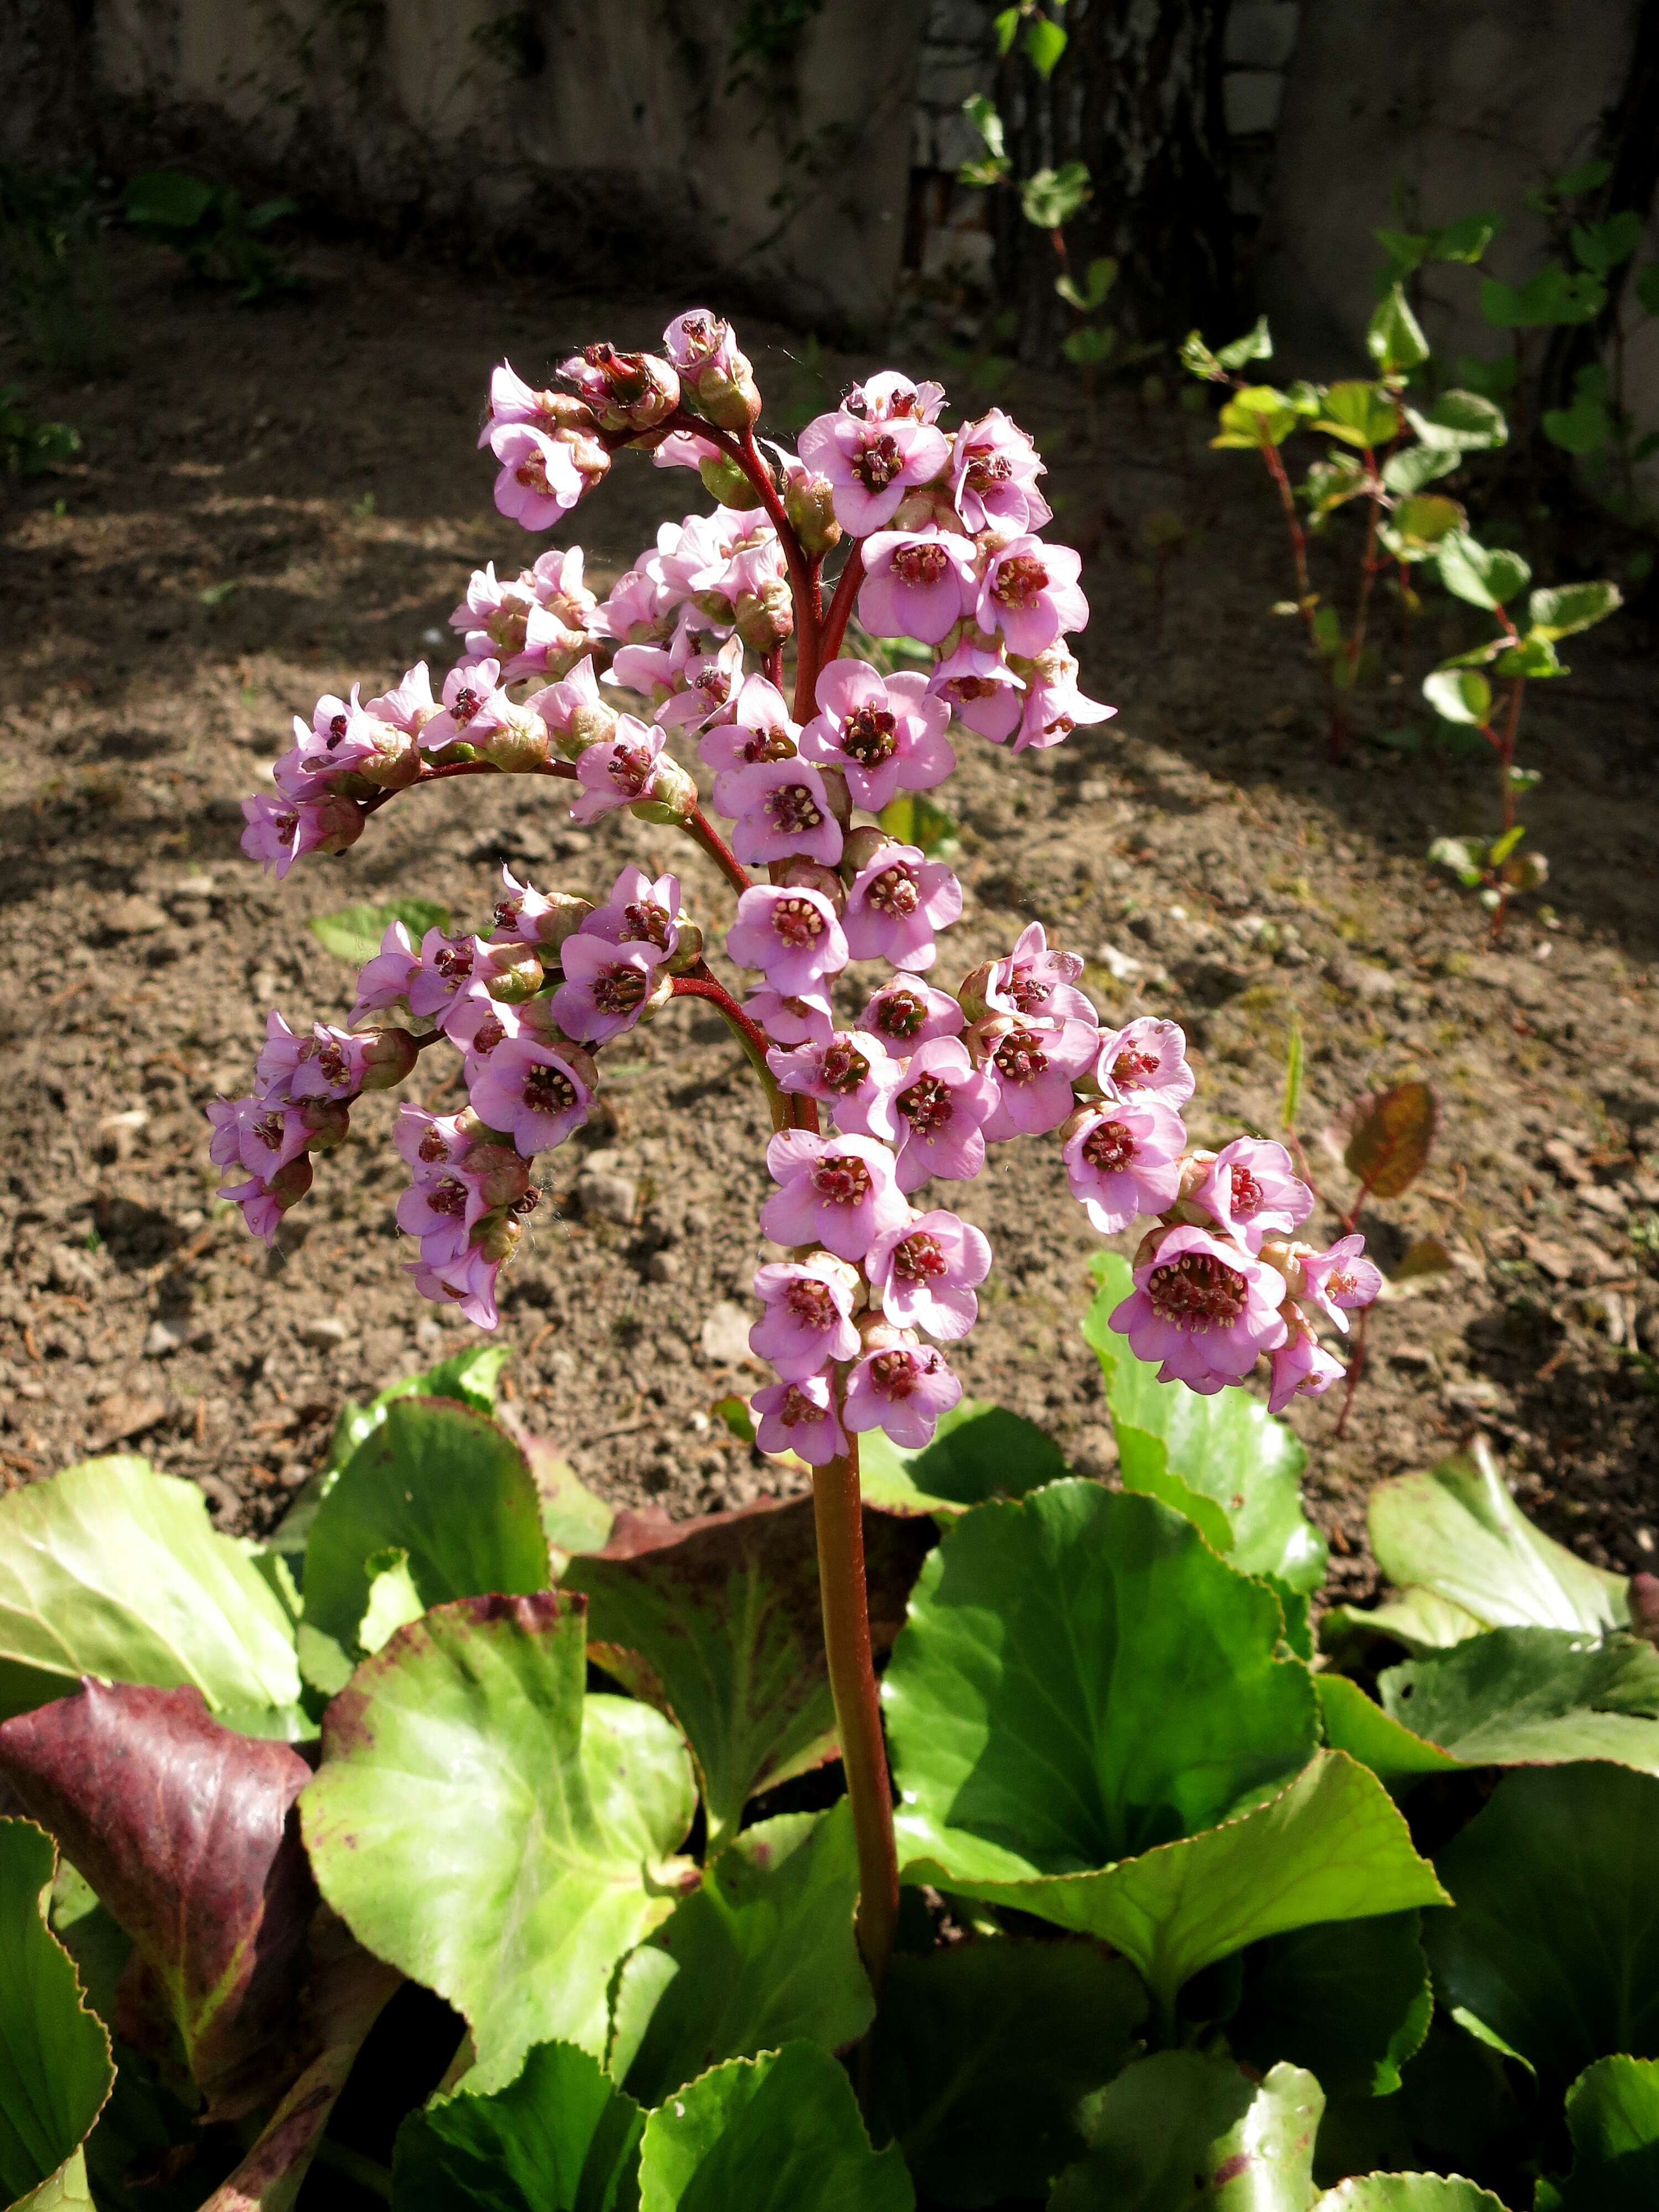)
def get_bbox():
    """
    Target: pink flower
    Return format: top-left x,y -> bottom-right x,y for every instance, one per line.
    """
889,1038 -> 998,1191
701,676 -> 801,812
499,597 -> 592,686
927,640 -> 1025,744
478,360 -> 564,447
489,422 -> 588,529
421,659 -> 510,753
252,1009 -> 303,1098
583,865 -> 683,956
750,1256 -> 862,1381
842,844 -> 963,972
752,1374 -> 848,1467
1192,1138 -> 1313,1255
394,1105 -> 473,1173
844,371 -> 946,425
797,410 -> 951,536
724,758 -> 843,868
952,409 -> 1051,533
407,930 -> 486,1020
239,792 -> 361,878
601,559 -> 674,643
977,537 -> 1088,659
288,1024 -> 372,1100
450,561 -> 532,658
550,936 -> 665,1045
858,529 -> 977,645
860,980 -> 966,1054
843,1344 -> 962,1449
362,662 -> 437,739
980,921 -> 1096,1026
1095,1018 -> 1195,1109
1296,1235 -> 1383,1333
1268,1324 -> 1345,1414
492,866 -> 564,950
744,986 -> 837,1047
468,1036 -> 593,1157
799,659 -> 954,813
1110,1224 -> 1288,1391
977,1016 -> 1098,1140
1011,645 -> 1115,754
727,884 -> 848,997
766,1032 -> 902,1140
528,654 -> 608,750
571,716 -> 666,823
407,1243 -> 504,1332
759,1130 -> 908,1261
655,636 -> 747,733
1062,1095 -> 1187,1235
440,980 -> 526,1079
220,1155 -> 312,1246
864,1211 -> 992,1342
395,1165 -> 488,1265
205,1095 -> 310,1180
349,921 -> 420,1027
